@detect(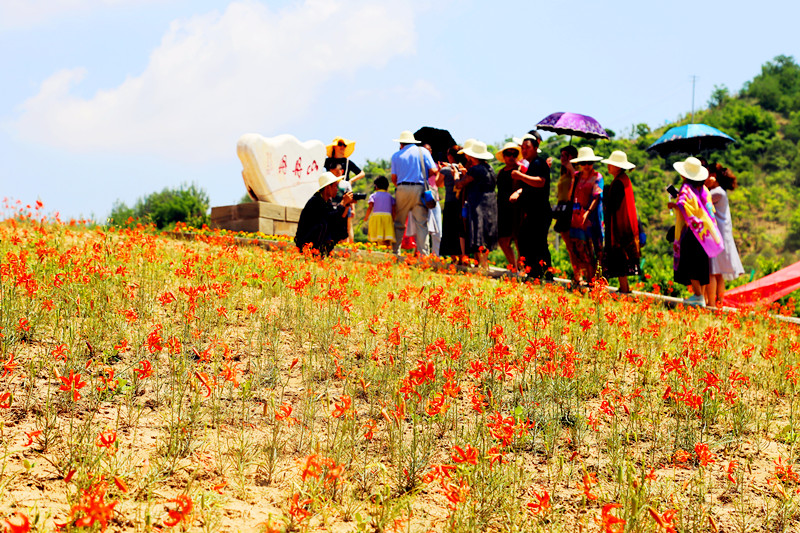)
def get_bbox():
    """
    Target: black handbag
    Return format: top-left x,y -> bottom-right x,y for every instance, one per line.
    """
553,173 -> 579,232
553,202 -> 571,232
